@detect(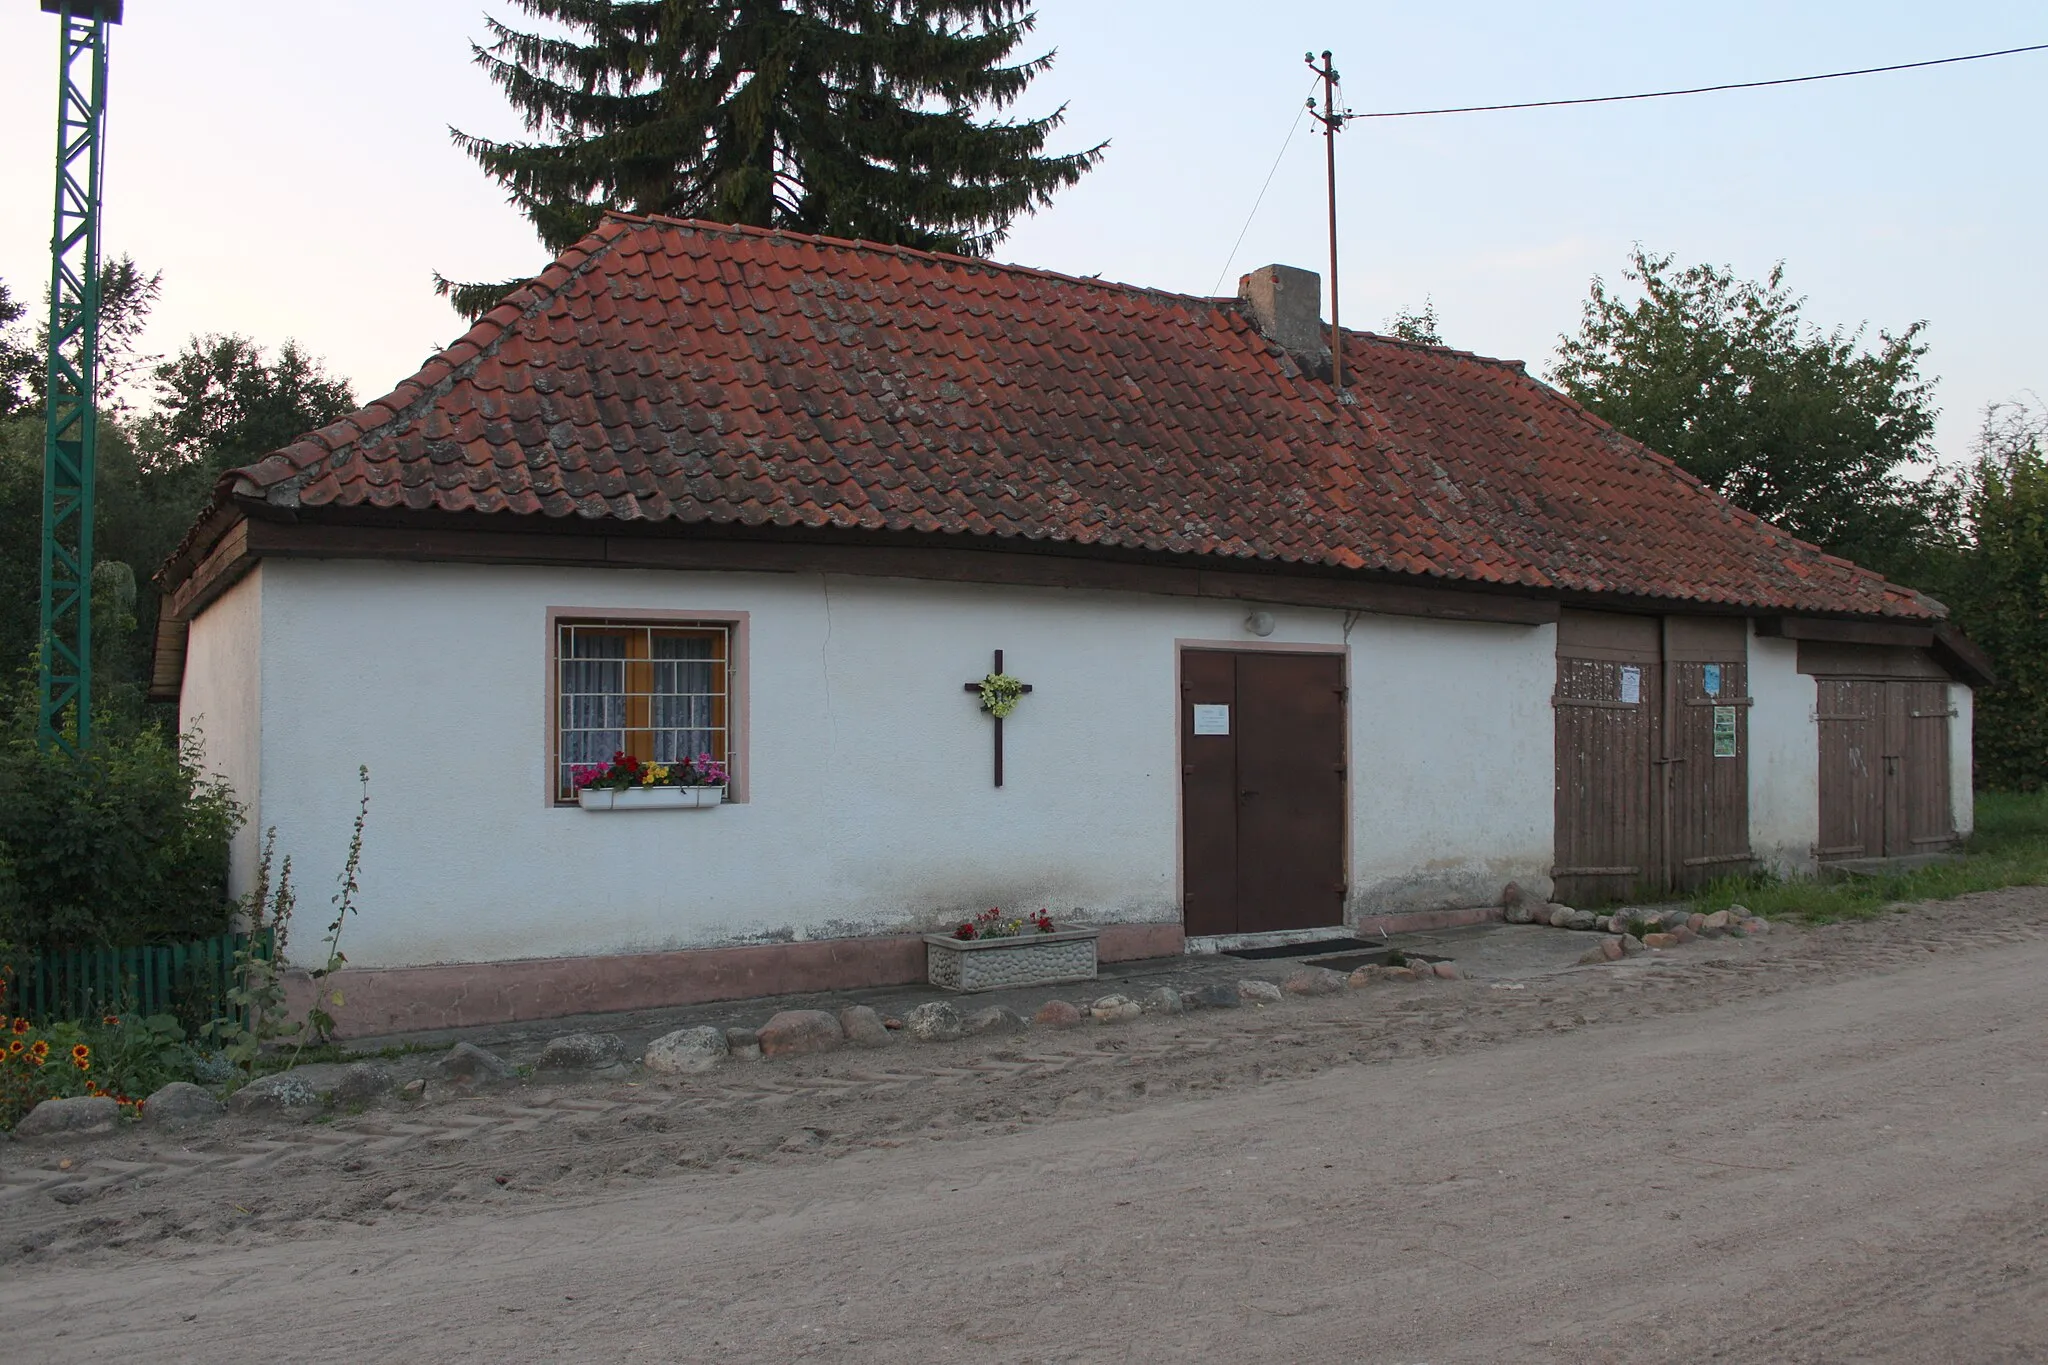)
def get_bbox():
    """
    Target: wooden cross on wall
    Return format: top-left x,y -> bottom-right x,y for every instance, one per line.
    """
963,649 -> 1032,788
